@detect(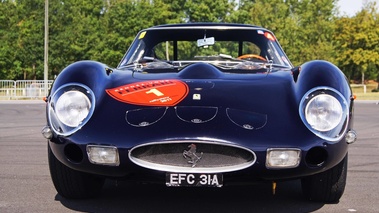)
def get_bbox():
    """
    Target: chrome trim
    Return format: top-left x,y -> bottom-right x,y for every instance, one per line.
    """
148,25 -> 264,31
48,83 -> 96,136
129,140 -> 256,173
299,86 -> 349,142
